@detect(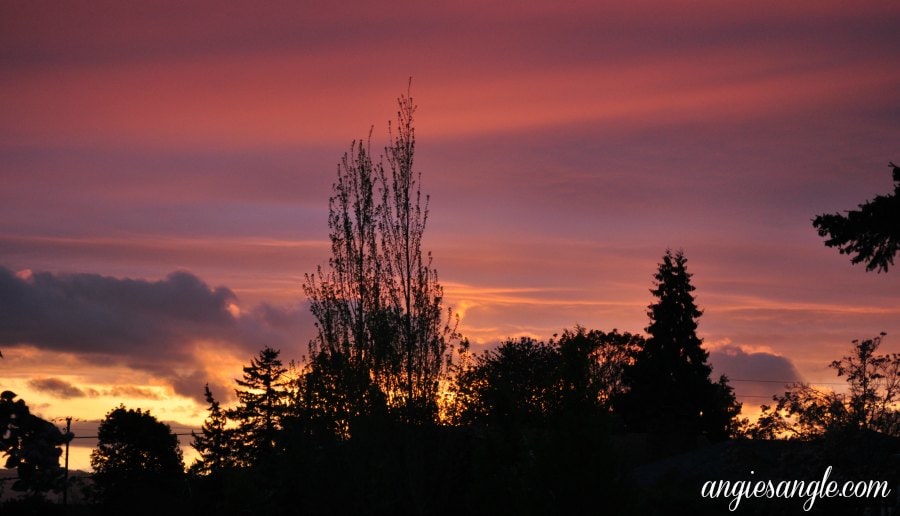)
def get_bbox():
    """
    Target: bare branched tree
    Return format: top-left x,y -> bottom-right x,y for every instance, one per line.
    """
304,87 -> 459,432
